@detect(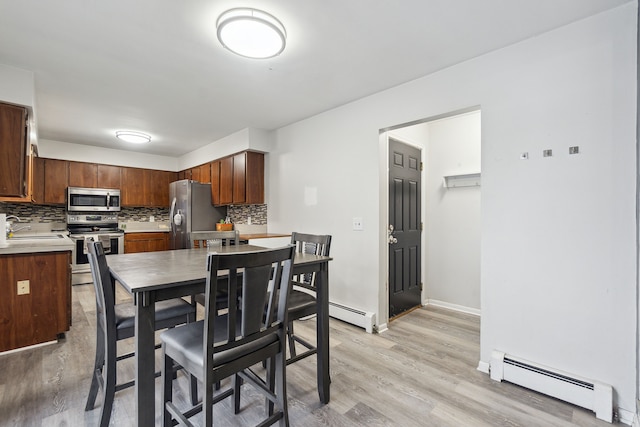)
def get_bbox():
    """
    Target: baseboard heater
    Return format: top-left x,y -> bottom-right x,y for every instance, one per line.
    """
329,301 -> 375,333
490,350 -> 613,423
